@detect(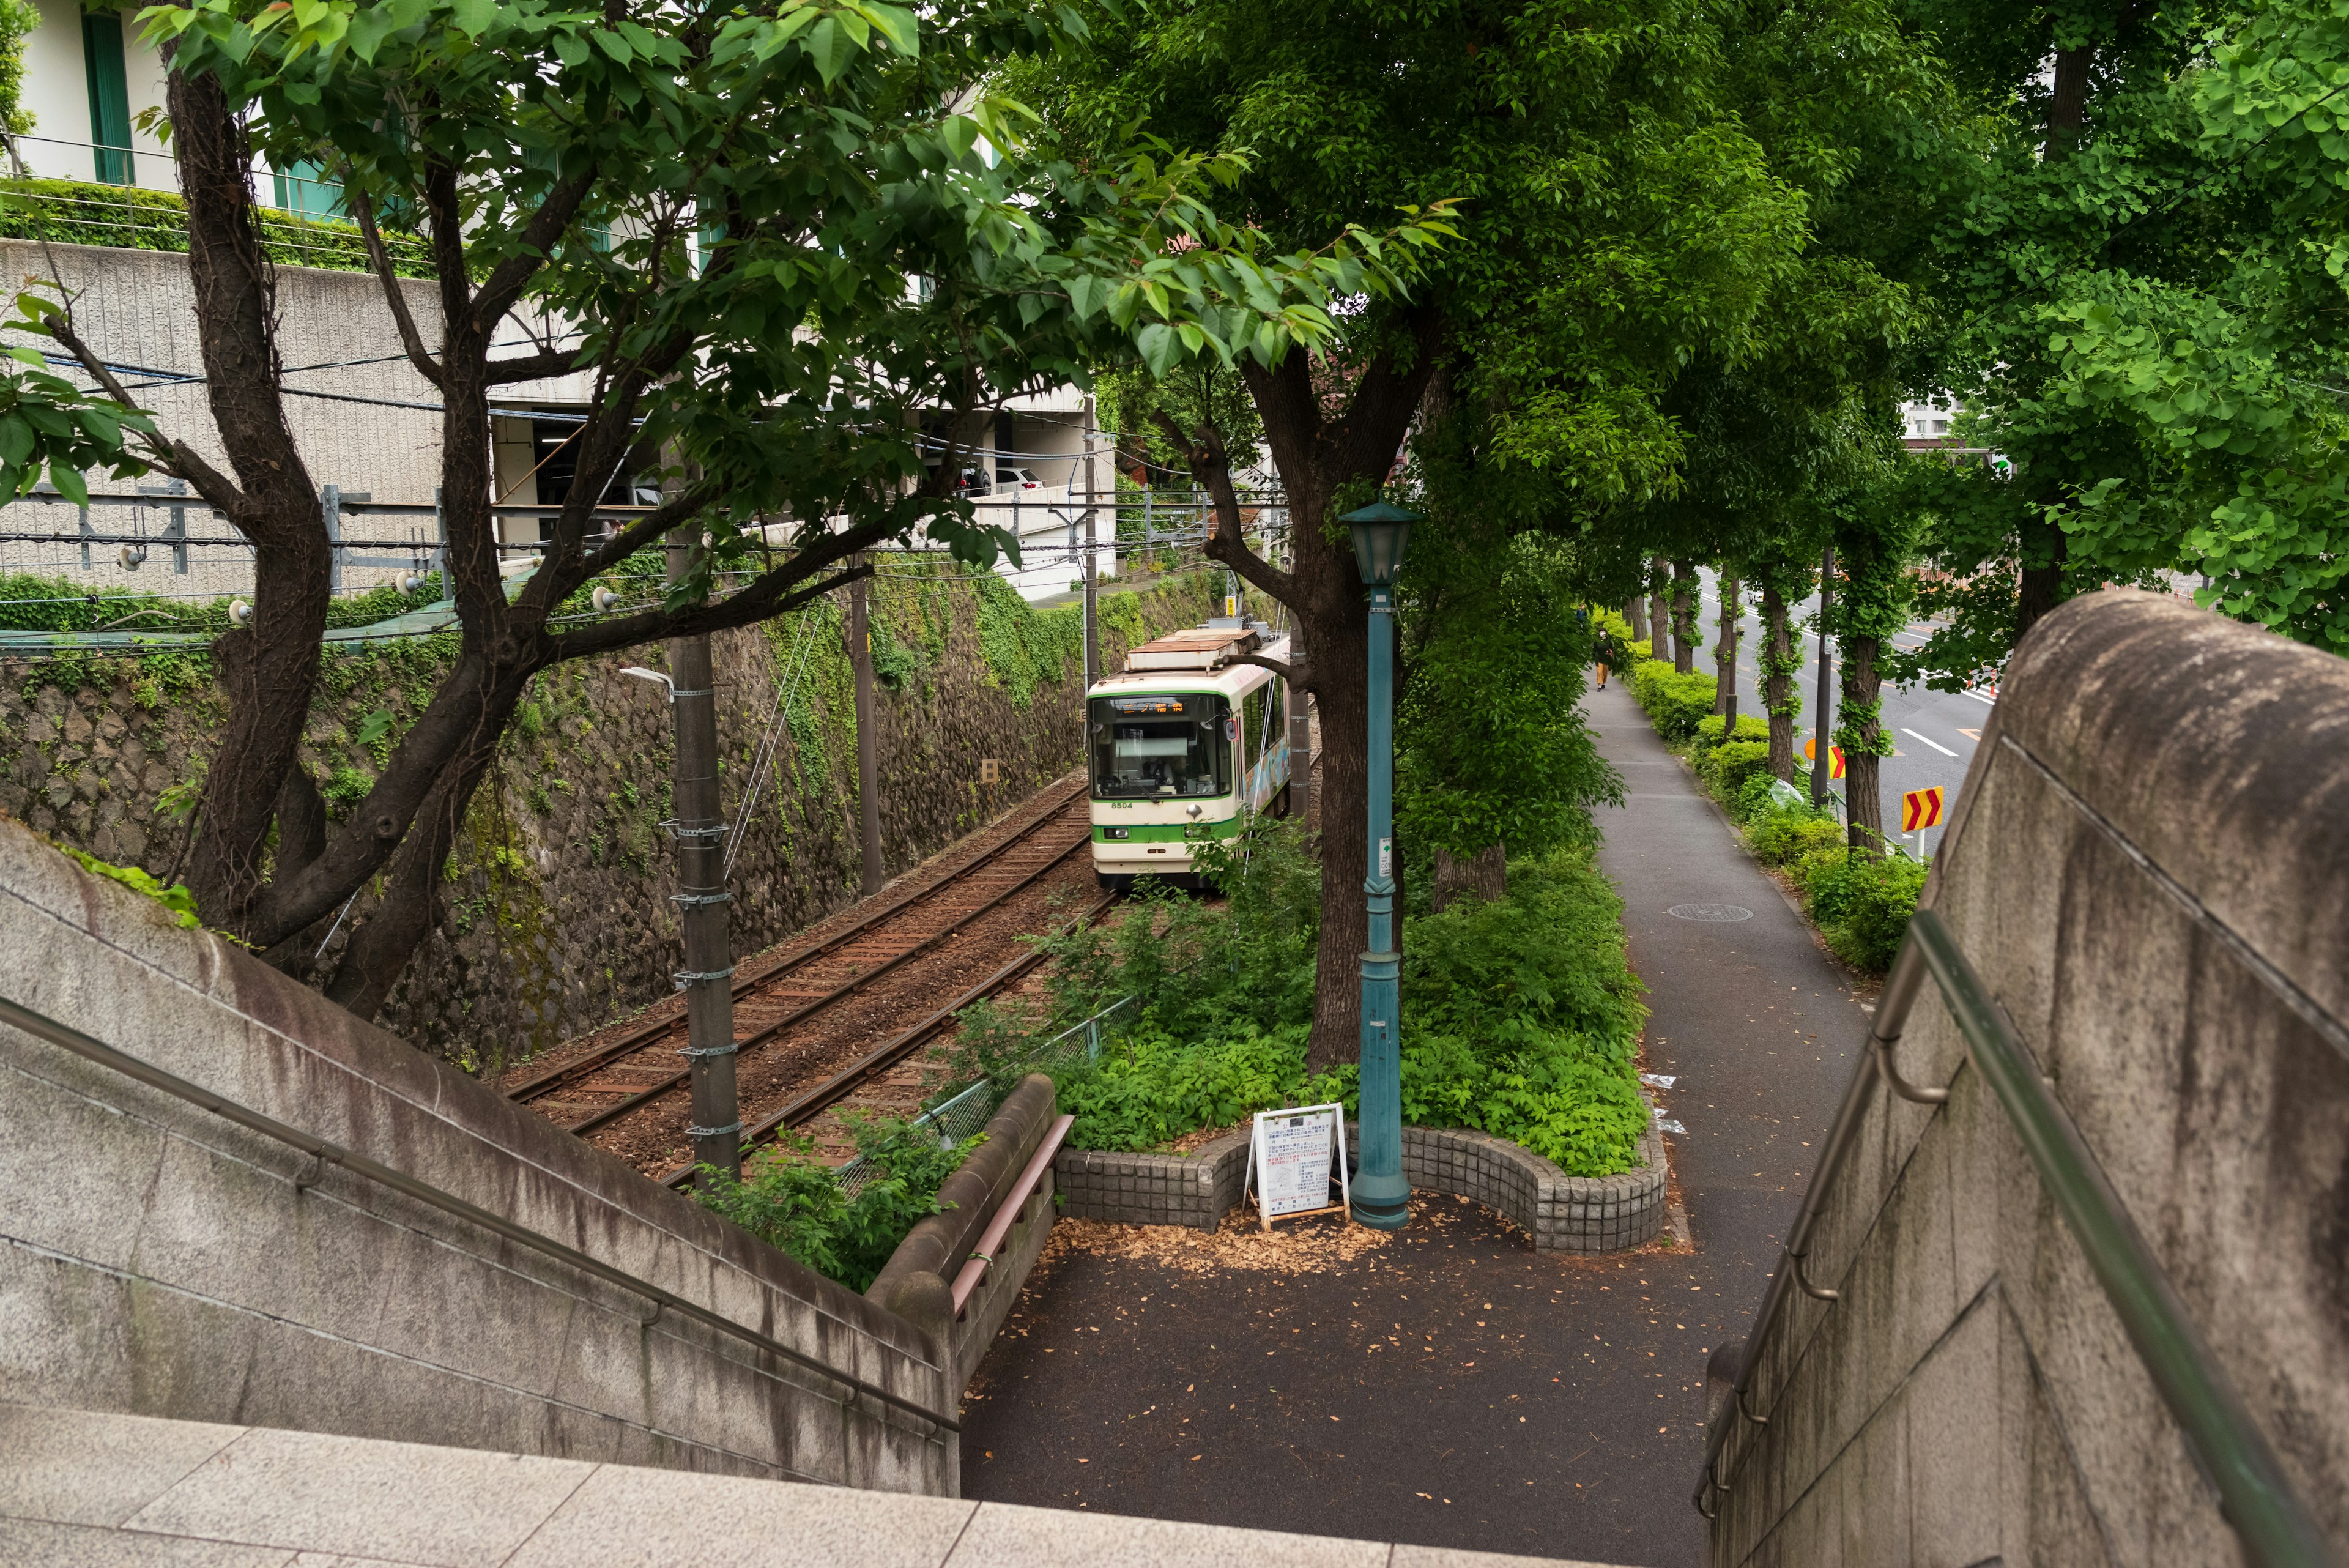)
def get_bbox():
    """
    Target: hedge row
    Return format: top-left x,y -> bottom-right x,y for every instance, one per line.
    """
0,176 -> 431,277
1619,634 -> 1925,973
